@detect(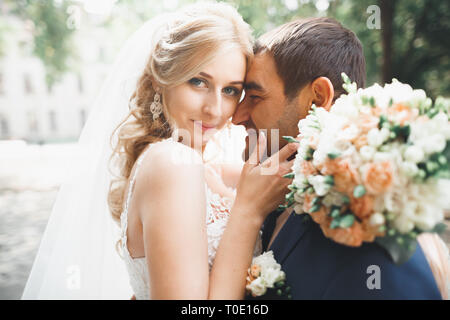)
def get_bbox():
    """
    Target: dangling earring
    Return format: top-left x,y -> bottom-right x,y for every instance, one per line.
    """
150,90 -> 162,120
